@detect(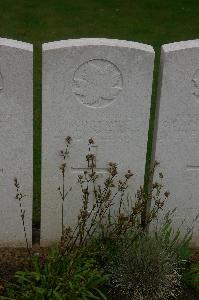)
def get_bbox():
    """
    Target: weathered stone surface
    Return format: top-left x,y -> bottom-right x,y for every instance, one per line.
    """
154,40 -> 199,246
0,38 -> 33,246
41,38 -> 154,245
